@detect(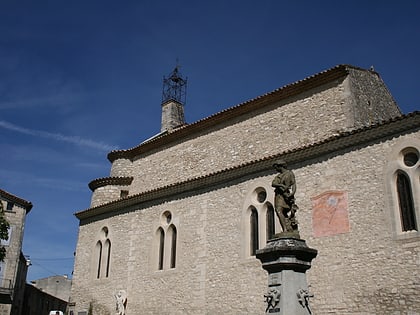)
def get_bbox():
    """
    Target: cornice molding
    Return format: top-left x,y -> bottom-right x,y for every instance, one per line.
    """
88,177 -> 134,191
